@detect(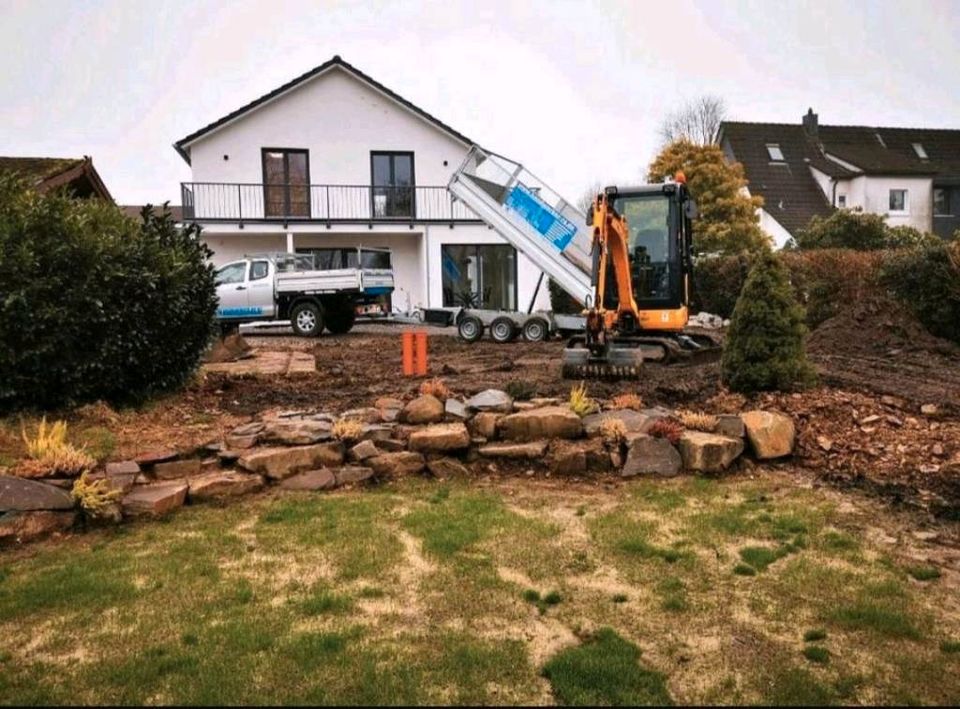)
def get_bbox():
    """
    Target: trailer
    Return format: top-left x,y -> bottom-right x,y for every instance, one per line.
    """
417,305 -> 586,343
